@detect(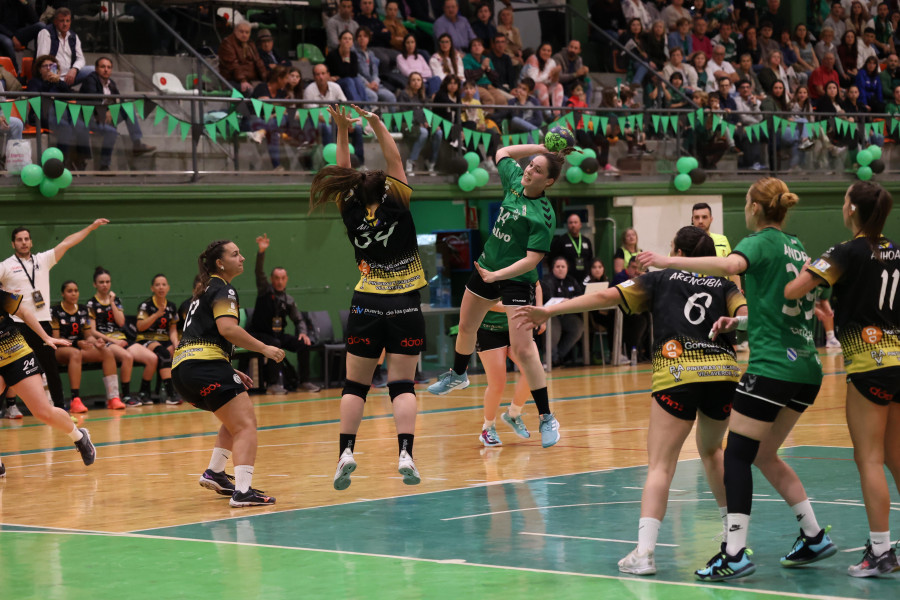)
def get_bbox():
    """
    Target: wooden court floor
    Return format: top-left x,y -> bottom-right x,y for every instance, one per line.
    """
0,349 -> 896,600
